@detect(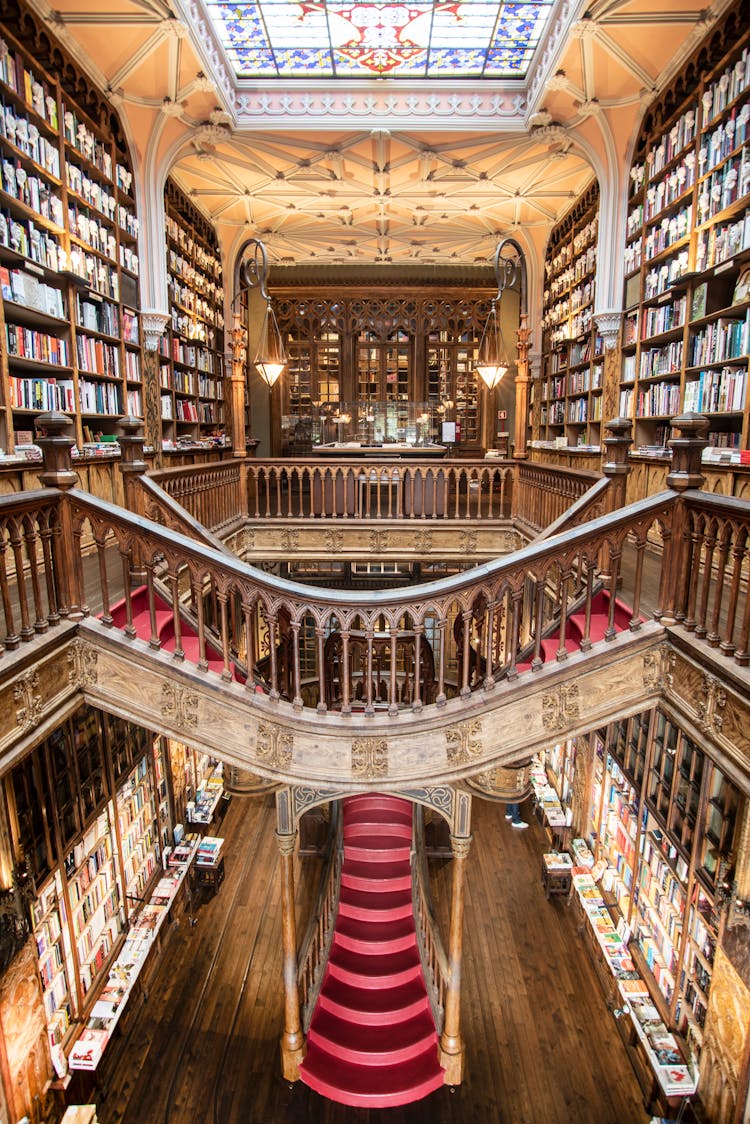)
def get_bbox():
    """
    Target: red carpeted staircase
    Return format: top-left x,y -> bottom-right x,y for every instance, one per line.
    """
517,590 -> 637,672
299,794 -> 444,1108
